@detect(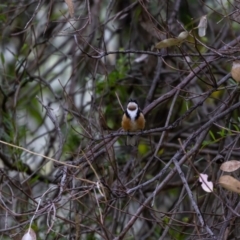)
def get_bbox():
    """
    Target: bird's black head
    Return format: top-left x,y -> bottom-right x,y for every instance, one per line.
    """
128,99 -> 138,104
